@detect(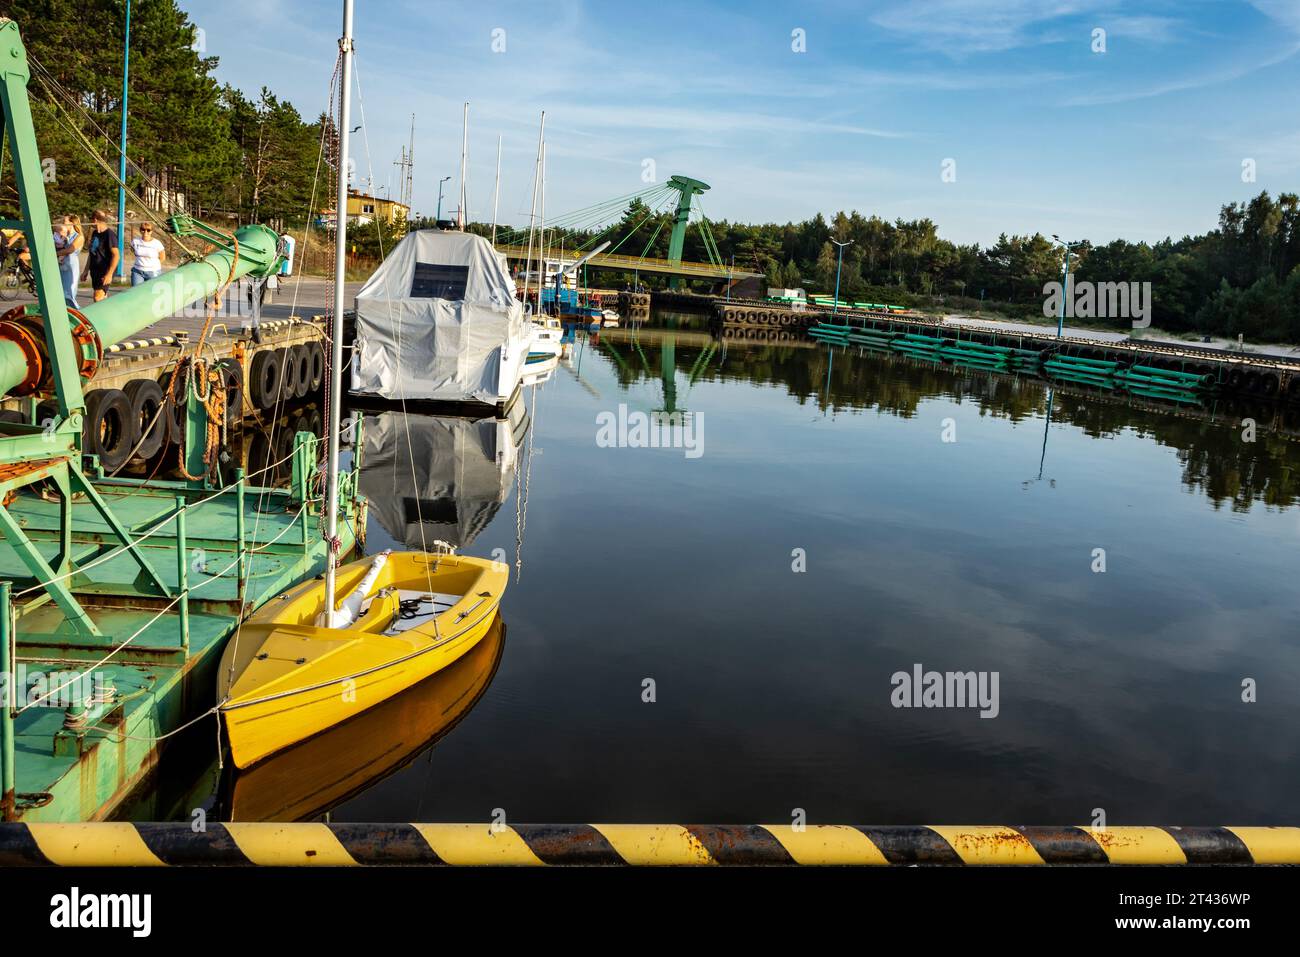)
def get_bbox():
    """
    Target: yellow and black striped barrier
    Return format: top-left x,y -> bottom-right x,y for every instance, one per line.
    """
1,823 -> 1297,866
